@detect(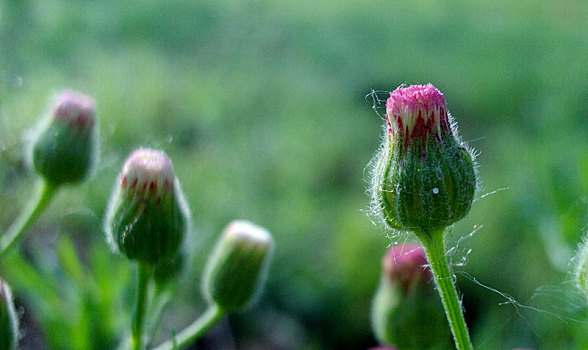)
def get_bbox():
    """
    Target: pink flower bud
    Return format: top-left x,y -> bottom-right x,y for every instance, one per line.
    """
32,89 -> 98,185
382,244 -> 430,293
